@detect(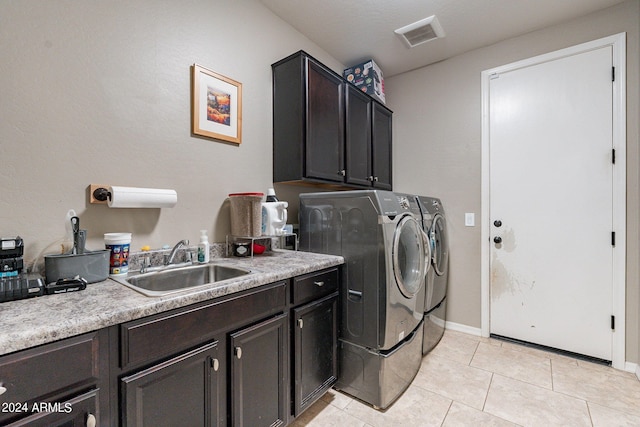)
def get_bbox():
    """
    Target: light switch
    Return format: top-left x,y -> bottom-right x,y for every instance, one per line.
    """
465,213 -> 475,227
